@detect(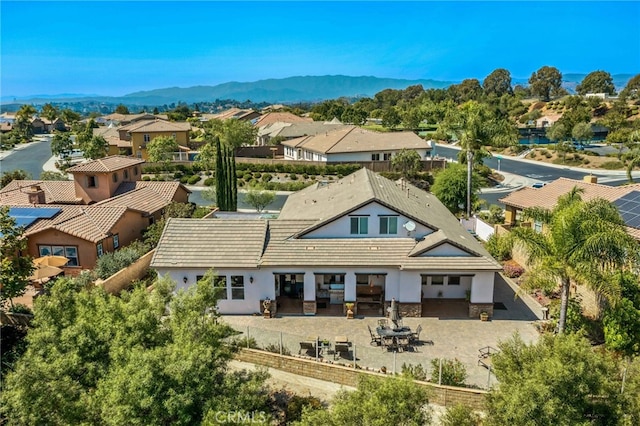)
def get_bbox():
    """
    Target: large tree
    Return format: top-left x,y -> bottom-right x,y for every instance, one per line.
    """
297,375 -> 432,425
431,163 -> 482,215
620,73 -> 640,99
204,118 -> 257,148
528,66 -> 564,101
82,135 -> 109,160
510,191 -> 638,333
1,169 -> 31,188
51,131 -> 73,161
114,104 -> 130,114
14,104 -> 36,141
0,207 -> 34,310
244,189 -> 276,213
576,70 -> 616,95
391,148 -> 422,179
0,273 -> 272,425
483,68 -> 513,97
438,101 -> 517,216
147,135 -> 179,163
41,103 -> 59,122
485,333 -> 627,425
